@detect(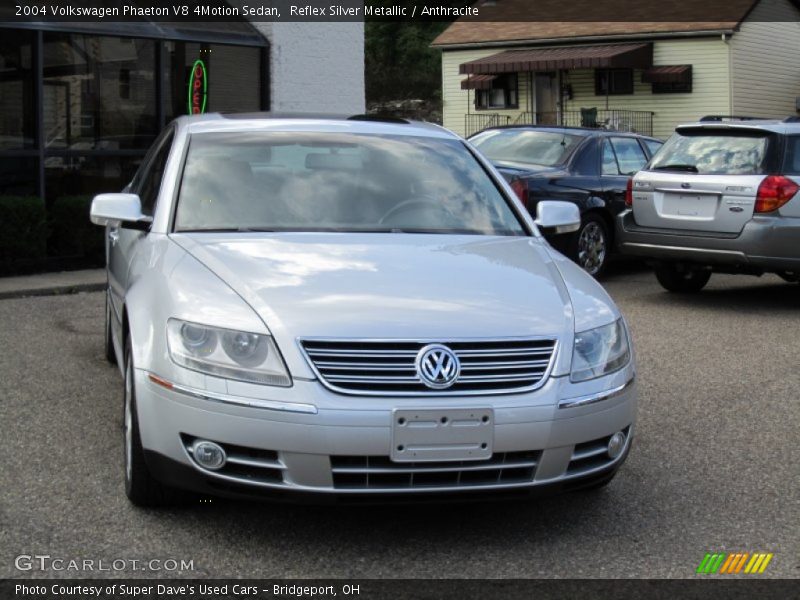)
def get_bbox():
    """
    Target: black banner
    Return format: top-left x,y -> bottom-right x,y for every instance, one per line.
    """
3,579 -> 799,600
2,0 -> 800,23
